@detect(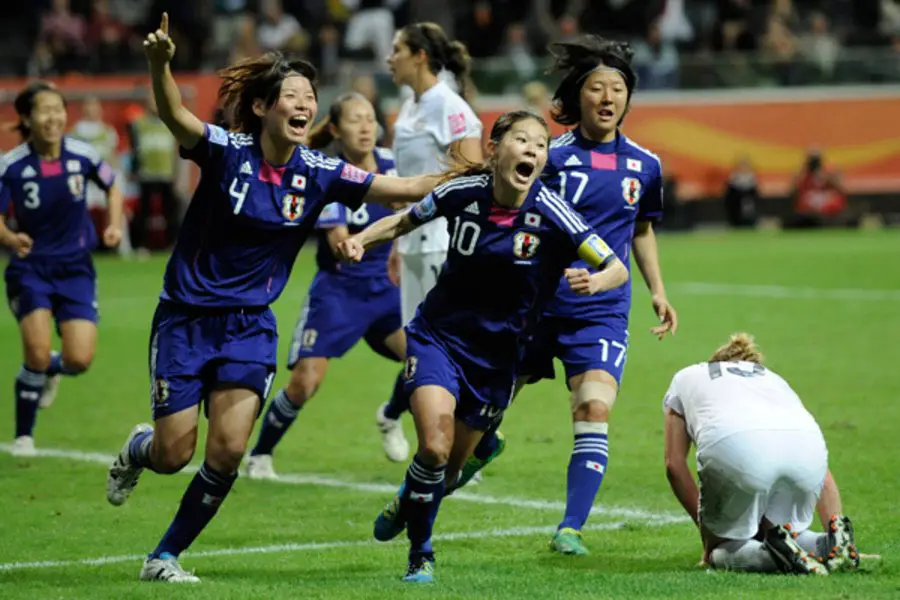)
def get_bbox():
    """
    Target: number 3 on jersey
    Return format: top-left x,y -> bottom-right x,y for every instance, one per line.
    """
22,181 -> 41,209
450,216 -> 481,256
